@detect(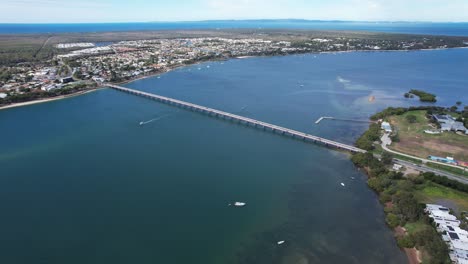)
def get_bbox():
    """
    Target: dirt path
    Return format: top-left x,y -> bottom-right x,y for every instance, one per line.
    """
404,248 -> 421,264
